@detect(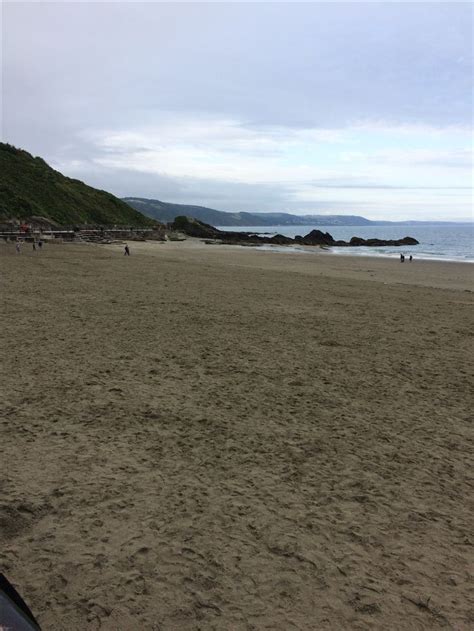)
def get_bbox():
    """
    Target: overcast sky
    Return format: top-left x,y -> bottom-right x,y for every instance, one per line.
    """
2,1 -> 473,220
